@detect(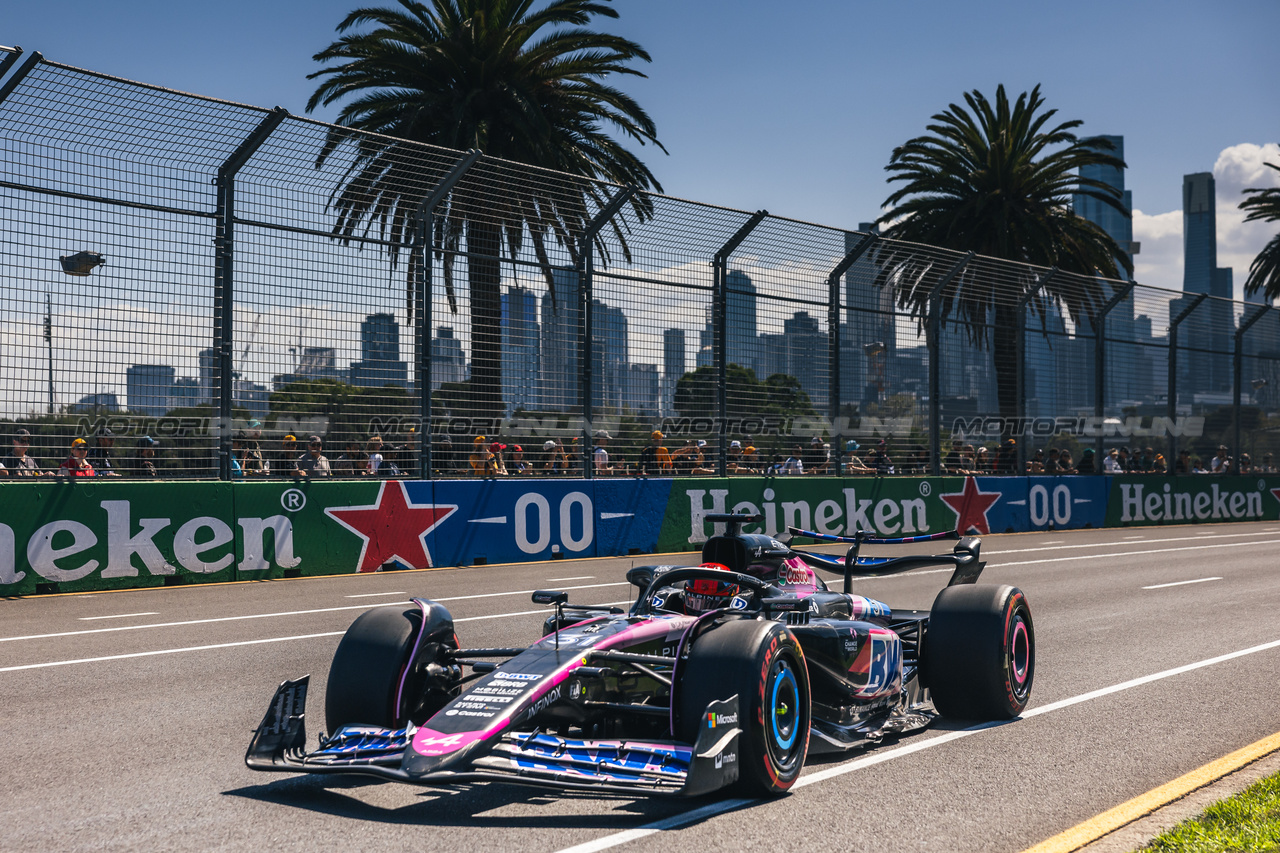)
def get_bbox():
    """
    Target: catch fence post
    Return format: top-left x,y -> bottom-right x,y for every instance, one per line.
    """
1167,293 -> 1207,474
927,252 -> 973,476
1234,304 -> 1272,469
713,211 -> 768,477
413,149 -> 482,479
1015,267 -> 1056,475
214,107 -> 287,480
1092,281 -> 1134,468
827,232 -> 878,475
578,185 -> 638,479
